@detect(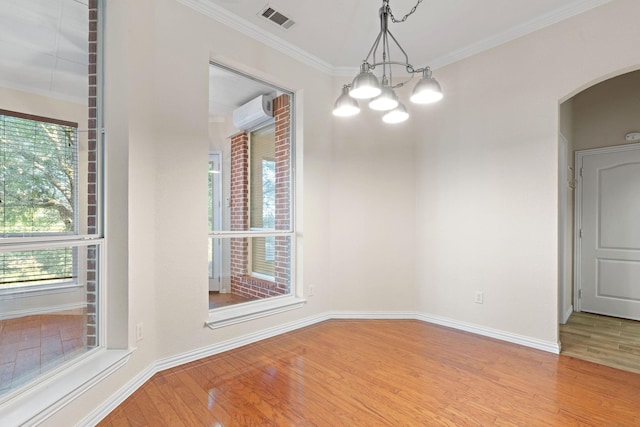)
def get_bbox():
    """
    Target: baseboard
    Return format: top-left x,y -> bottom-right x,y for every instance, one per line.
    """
328,310 -> 418,320
415,313 -> 561,354
561,305 -> 574,324
81,310 -> 560,425
156,312 -> 330,371
78,361 -> 156,427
